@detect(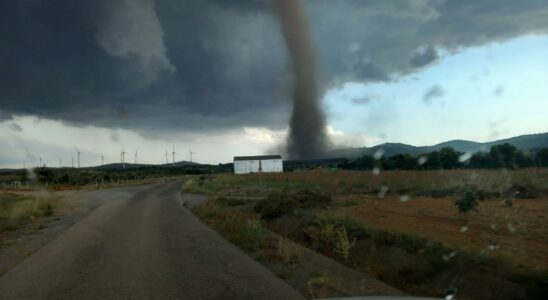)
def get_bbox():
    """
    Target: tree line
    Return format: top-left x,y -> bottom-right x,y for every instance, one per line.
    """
340,143 -> 548,170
